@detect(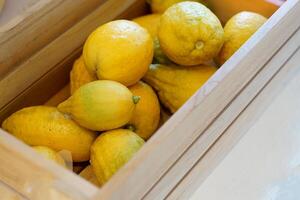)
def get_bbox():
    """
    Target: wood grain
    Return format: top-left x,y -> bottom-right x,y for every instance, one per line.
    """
0,0 -> 107,79
0,181 -> 28,200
